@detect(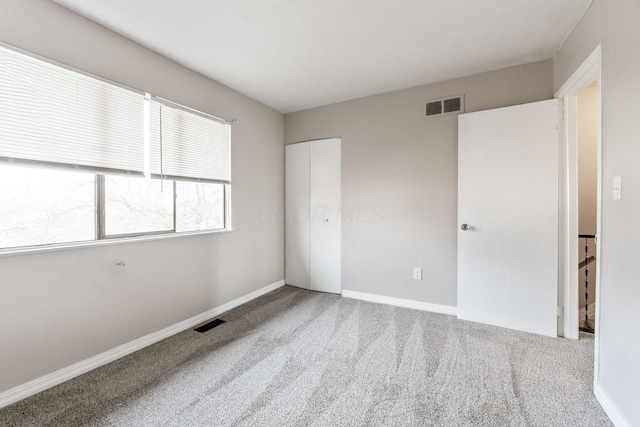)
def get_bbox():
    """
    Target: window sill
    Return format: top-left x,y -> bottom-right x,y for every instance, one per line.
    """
0,228 -> 233,258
